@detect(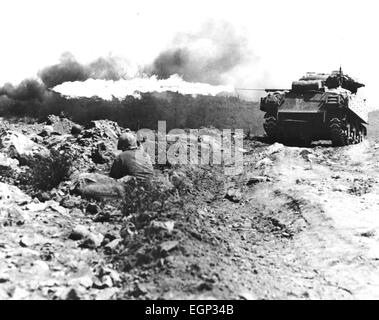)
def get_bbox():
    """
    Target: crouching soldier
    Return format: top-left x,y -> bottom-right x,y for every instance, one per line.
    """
74,133 -> 153,200
110,133 -> 153,181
